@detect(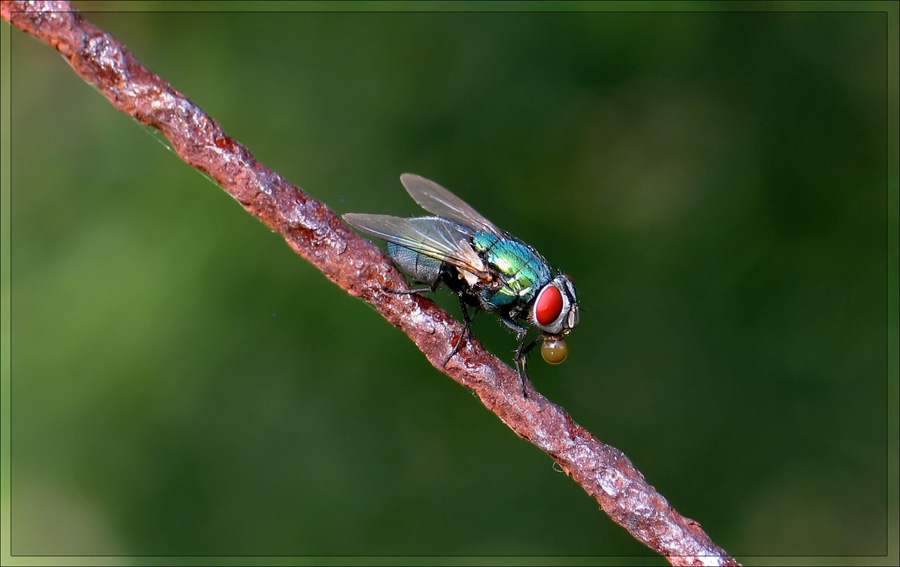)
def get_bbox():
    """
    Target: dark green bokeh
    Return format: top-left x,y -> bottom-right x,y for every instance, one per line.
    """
6,4 -> 895,562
